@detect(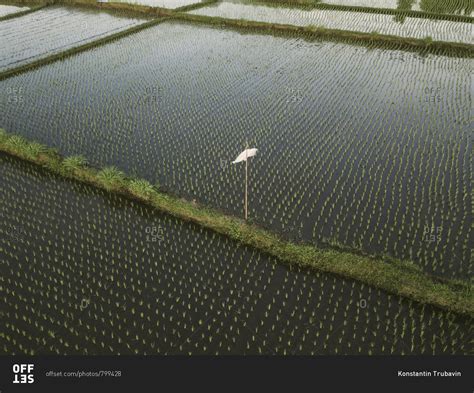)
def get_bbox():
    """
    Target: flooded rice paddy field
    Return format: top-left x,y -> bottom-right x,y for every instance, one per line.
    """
1,154 -> 471,355
0,5 -> 147,71
0,3 -> 30,17
190,1 -> 473,44
321,0 -> 473,15
0,21 -> 471,281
